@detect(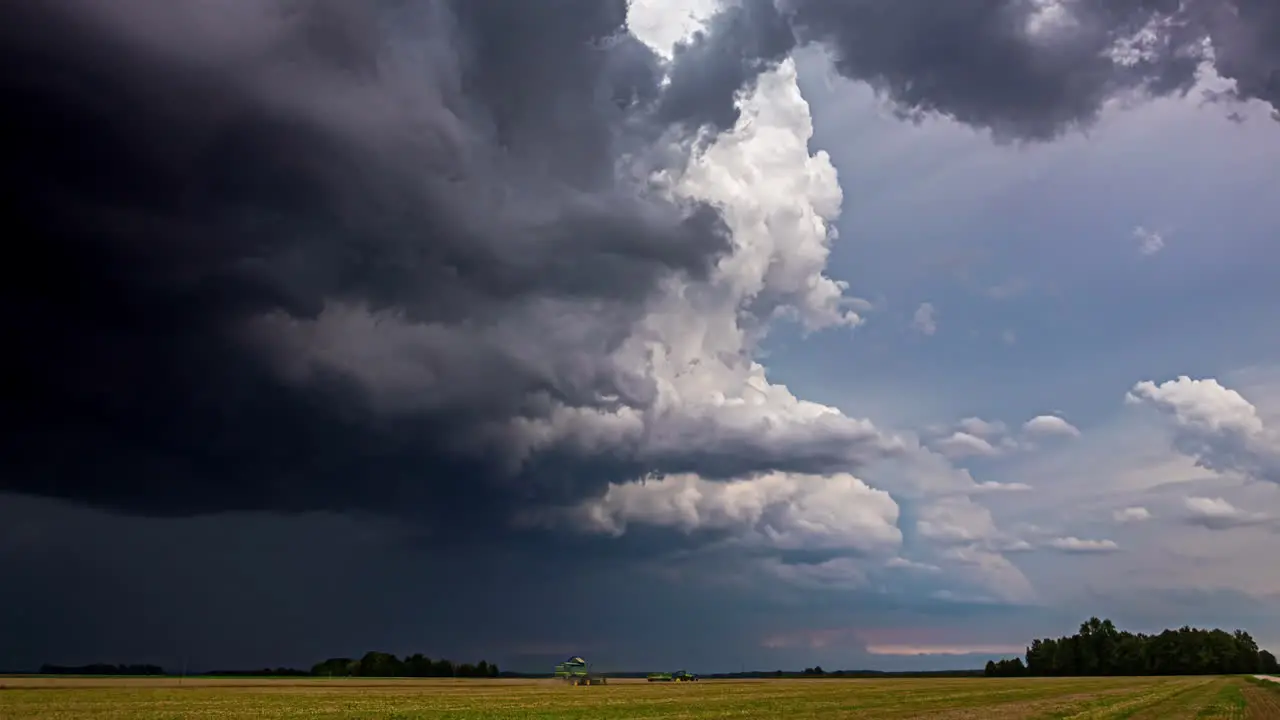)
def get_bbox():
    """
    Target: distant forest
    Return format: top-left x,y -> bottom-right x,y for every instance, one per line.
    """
36,652 -> 500,678
985,617 -> 1280,677
39,664 -> 168,676
311,652 -> 499,678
